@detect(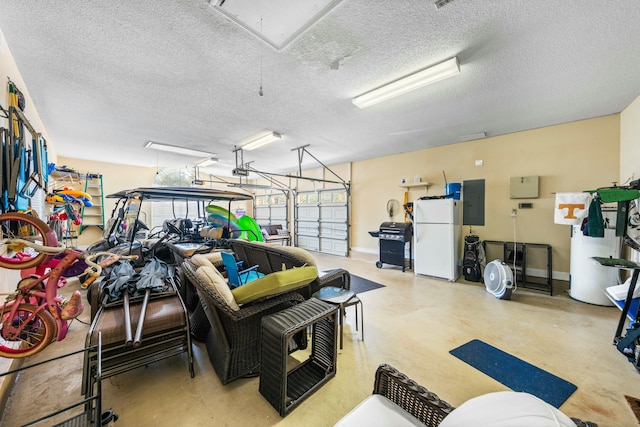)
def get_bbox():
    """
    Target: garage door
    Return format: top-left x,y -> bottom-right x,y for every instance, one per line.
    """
296,189 -> 349,256
254,192 -> 289,230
